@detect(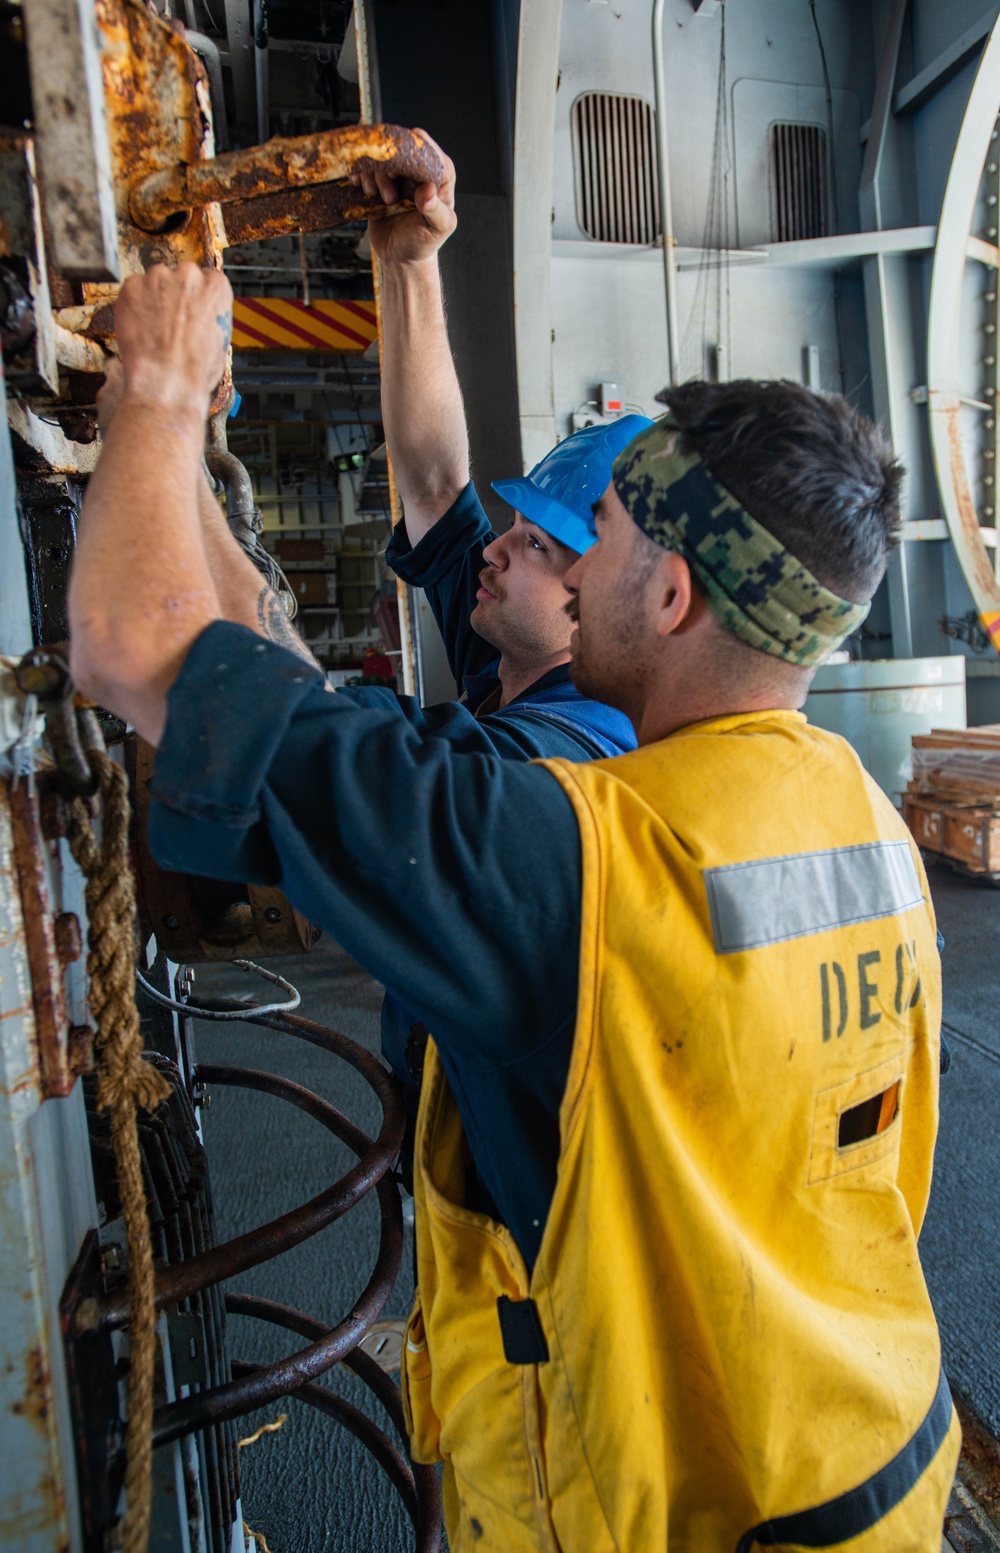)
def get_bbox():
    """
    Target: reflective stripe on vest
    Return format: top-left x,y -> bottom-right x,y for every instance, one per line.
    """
704,840 -> 924,955
735,1368 -> 954,1553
